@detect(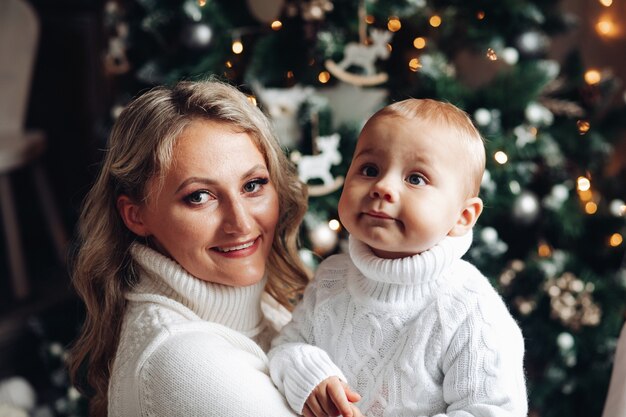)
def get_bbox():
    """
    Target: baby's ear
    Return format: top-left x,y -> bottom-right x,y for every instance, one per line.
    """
449,197 -> 483,237
117,195 -> 150,237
